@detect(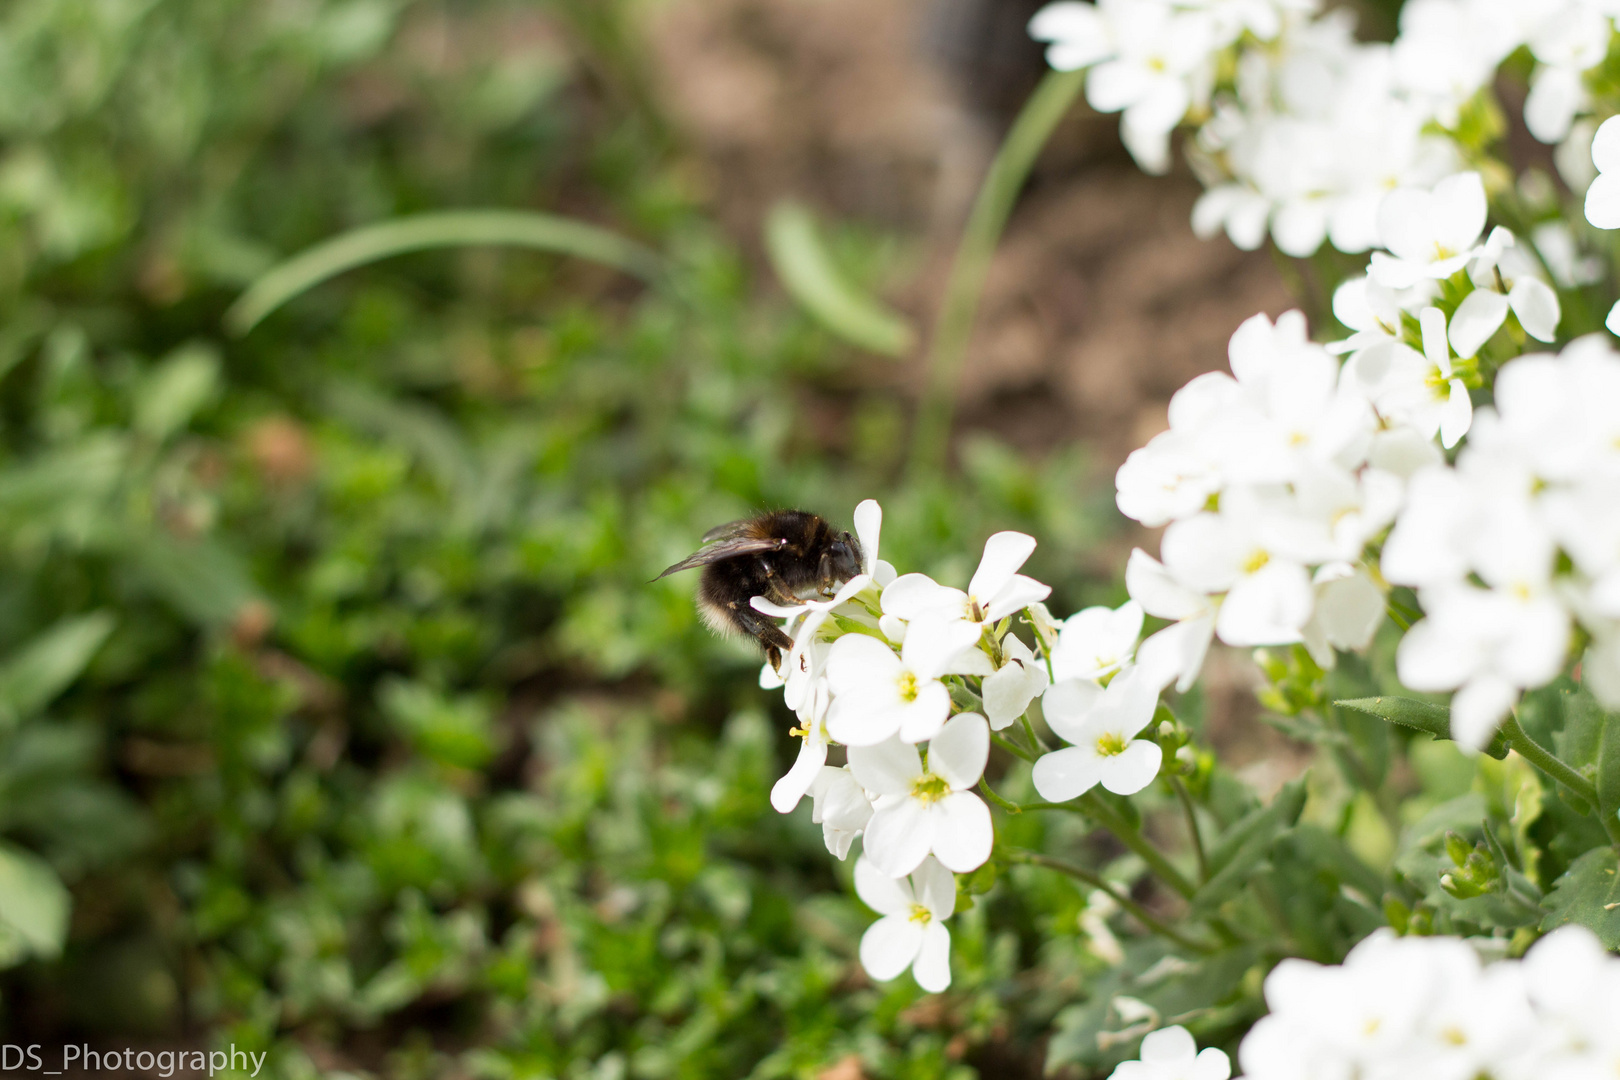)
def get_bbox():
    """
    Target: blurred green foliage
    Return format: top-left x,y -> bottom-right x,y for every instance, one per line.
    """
0,0 -> 1118,1075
